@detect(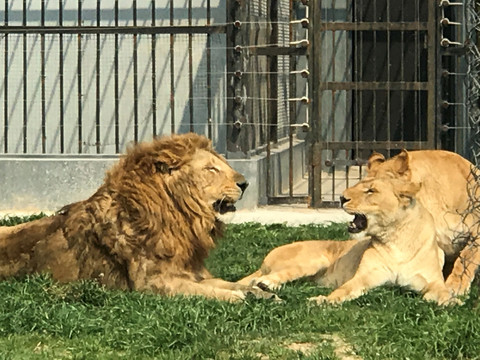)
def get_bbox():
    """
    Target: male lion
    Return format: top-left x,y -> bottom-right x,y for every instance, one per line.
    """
239,177 -> 456,305
366,150 -> 480,296
0,133 -> 274,302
